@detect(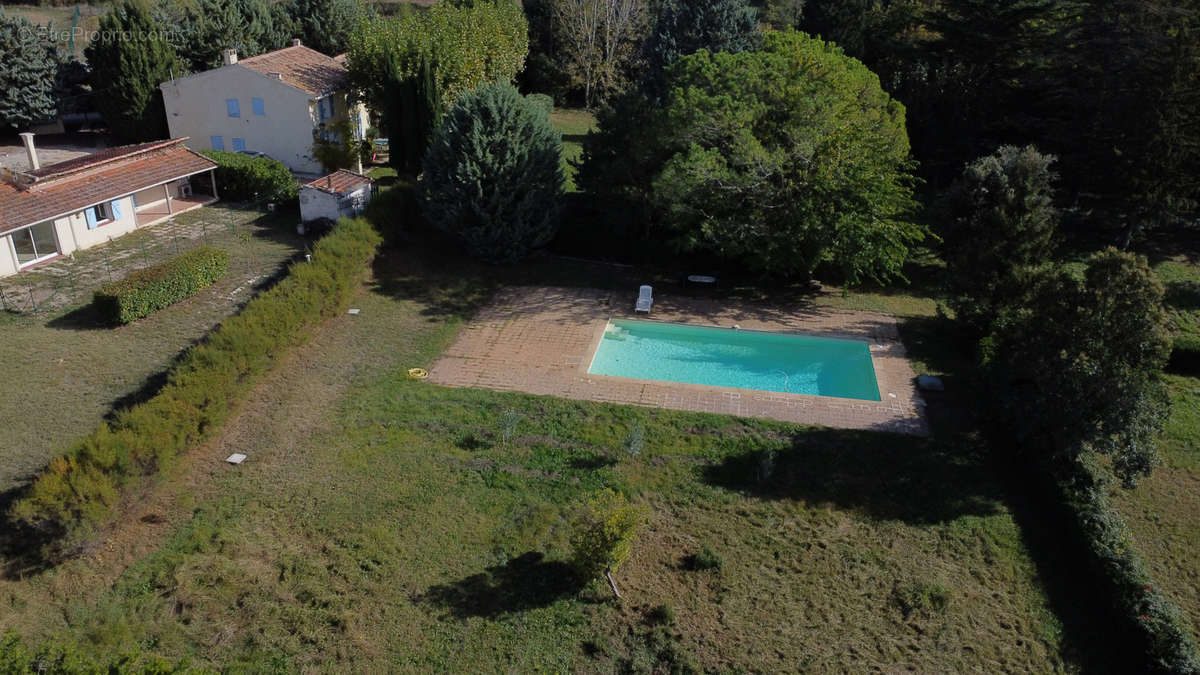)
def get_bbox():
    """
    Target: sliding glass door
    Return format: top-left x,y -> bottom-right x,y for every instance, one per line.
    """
11,221 -> 59,267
